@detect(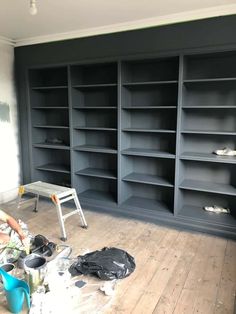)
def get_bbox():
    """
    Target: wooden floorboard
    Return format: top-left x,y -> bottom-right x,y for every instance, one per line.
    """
0,199 -> 235,314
